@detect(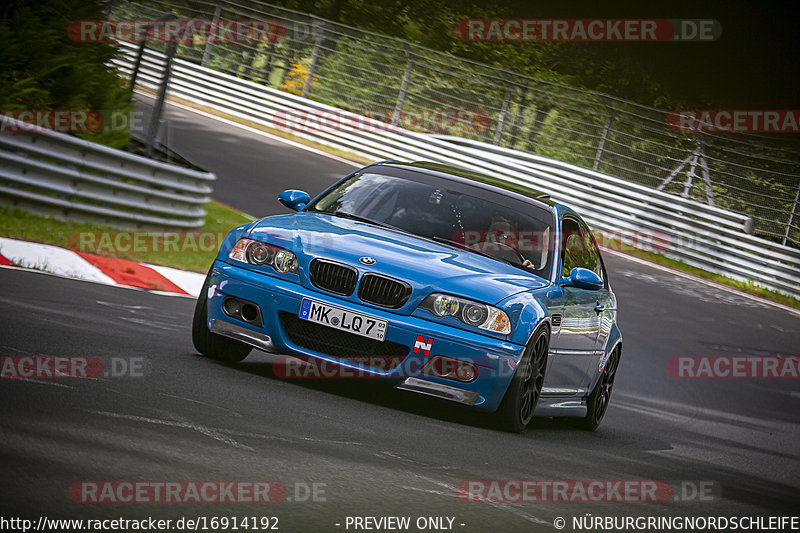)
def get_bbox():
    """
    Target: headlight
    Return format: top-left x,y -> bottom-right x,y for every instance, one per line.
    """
246,241 -> 275,265
432,294 -> 460,317
273,249 -> 298,273
228,238 -> 298,274
419,293 -> 511,334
